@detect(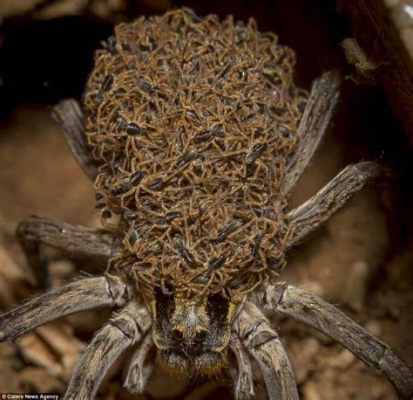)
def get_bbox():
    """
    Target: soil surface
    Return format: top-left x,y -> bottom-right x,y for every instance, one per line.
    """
0,1 -> 412,399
